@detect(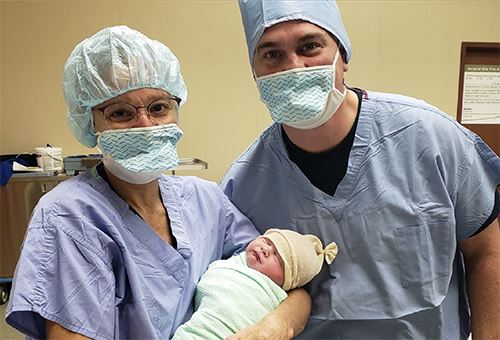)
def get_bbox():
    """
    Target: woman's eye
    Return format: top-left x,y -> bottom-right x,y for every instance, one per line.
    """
110,110 -> 125,117
103,103 -> 136,121
109,109 -> 133,119
150,103 -> 168,113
